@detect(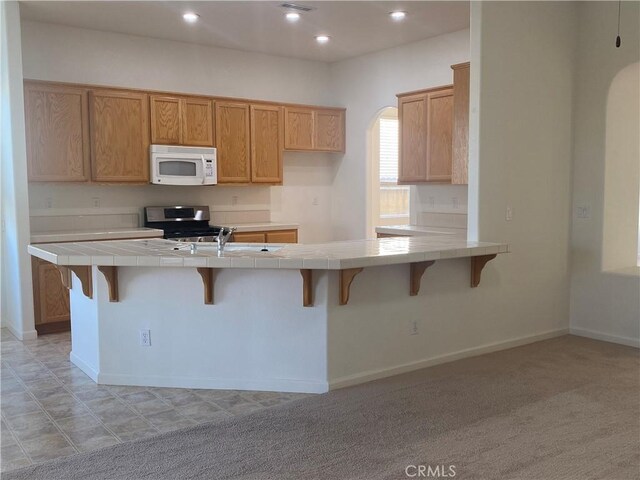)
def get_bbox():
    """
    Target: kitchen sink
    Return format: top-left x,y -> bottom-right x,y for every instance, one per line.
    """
171,242 -> 283,253
221,244 -> 283,253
